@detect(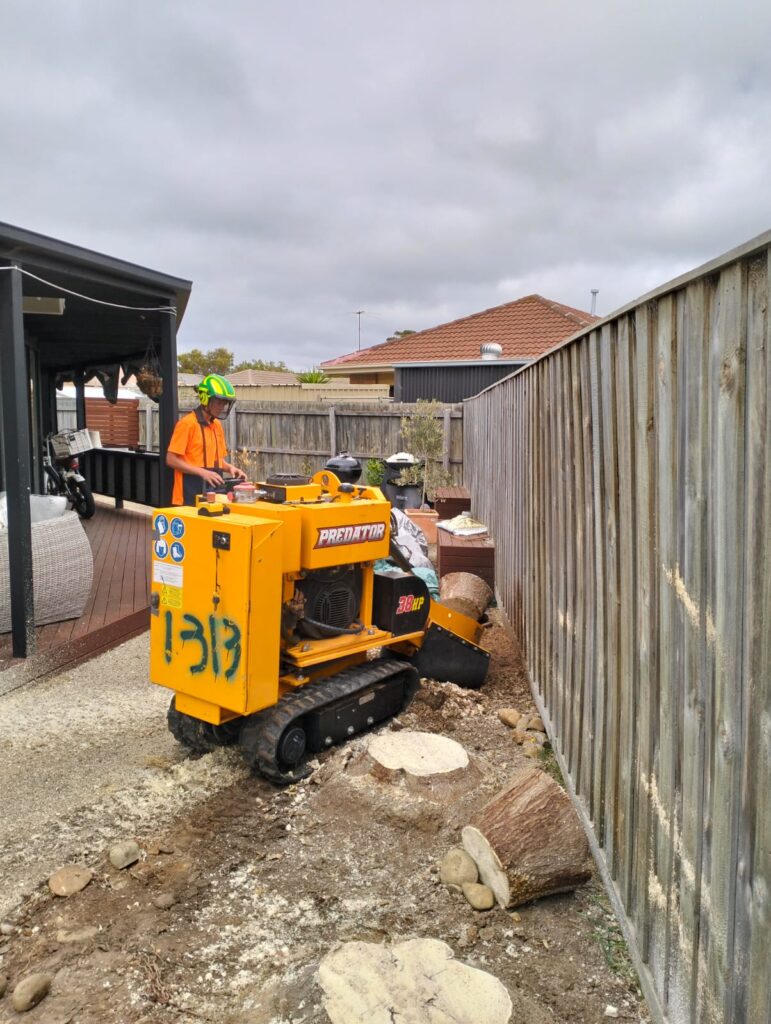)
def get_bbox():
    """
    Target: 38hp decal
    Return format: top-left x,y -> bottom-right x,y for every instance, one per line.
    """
315,522 -> 386,548
396,593 -> 425,614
